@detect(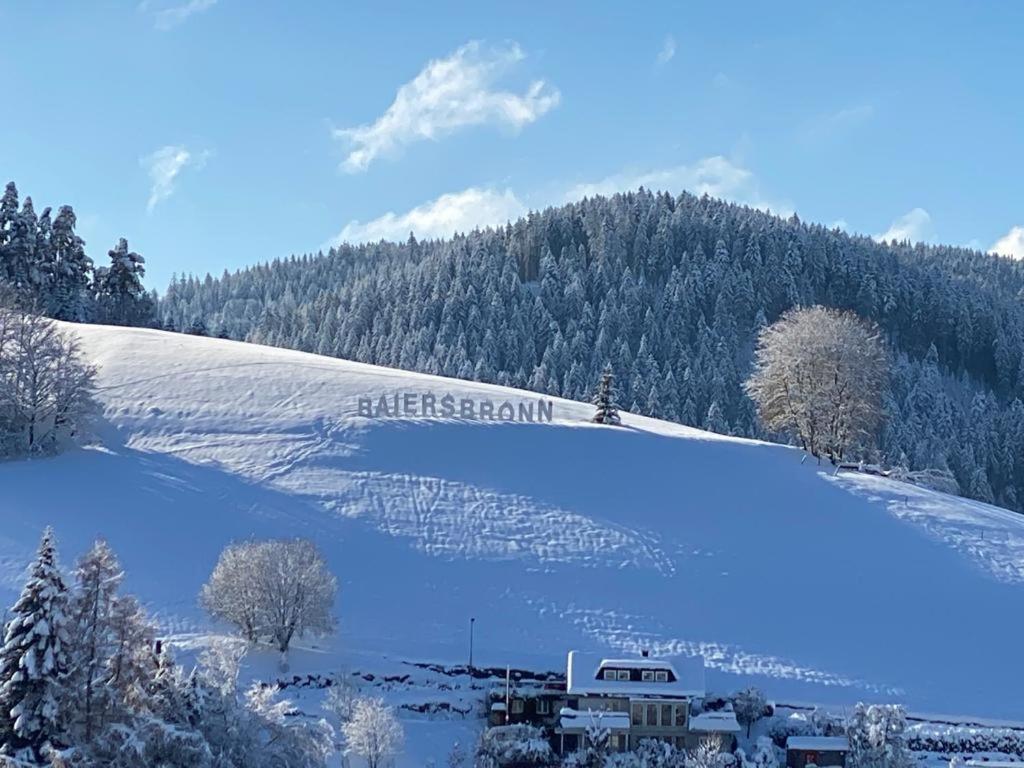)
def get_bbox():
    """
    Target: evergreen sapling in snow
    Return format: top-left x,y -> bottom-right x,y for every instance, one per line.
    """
592,364 -> 621,426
